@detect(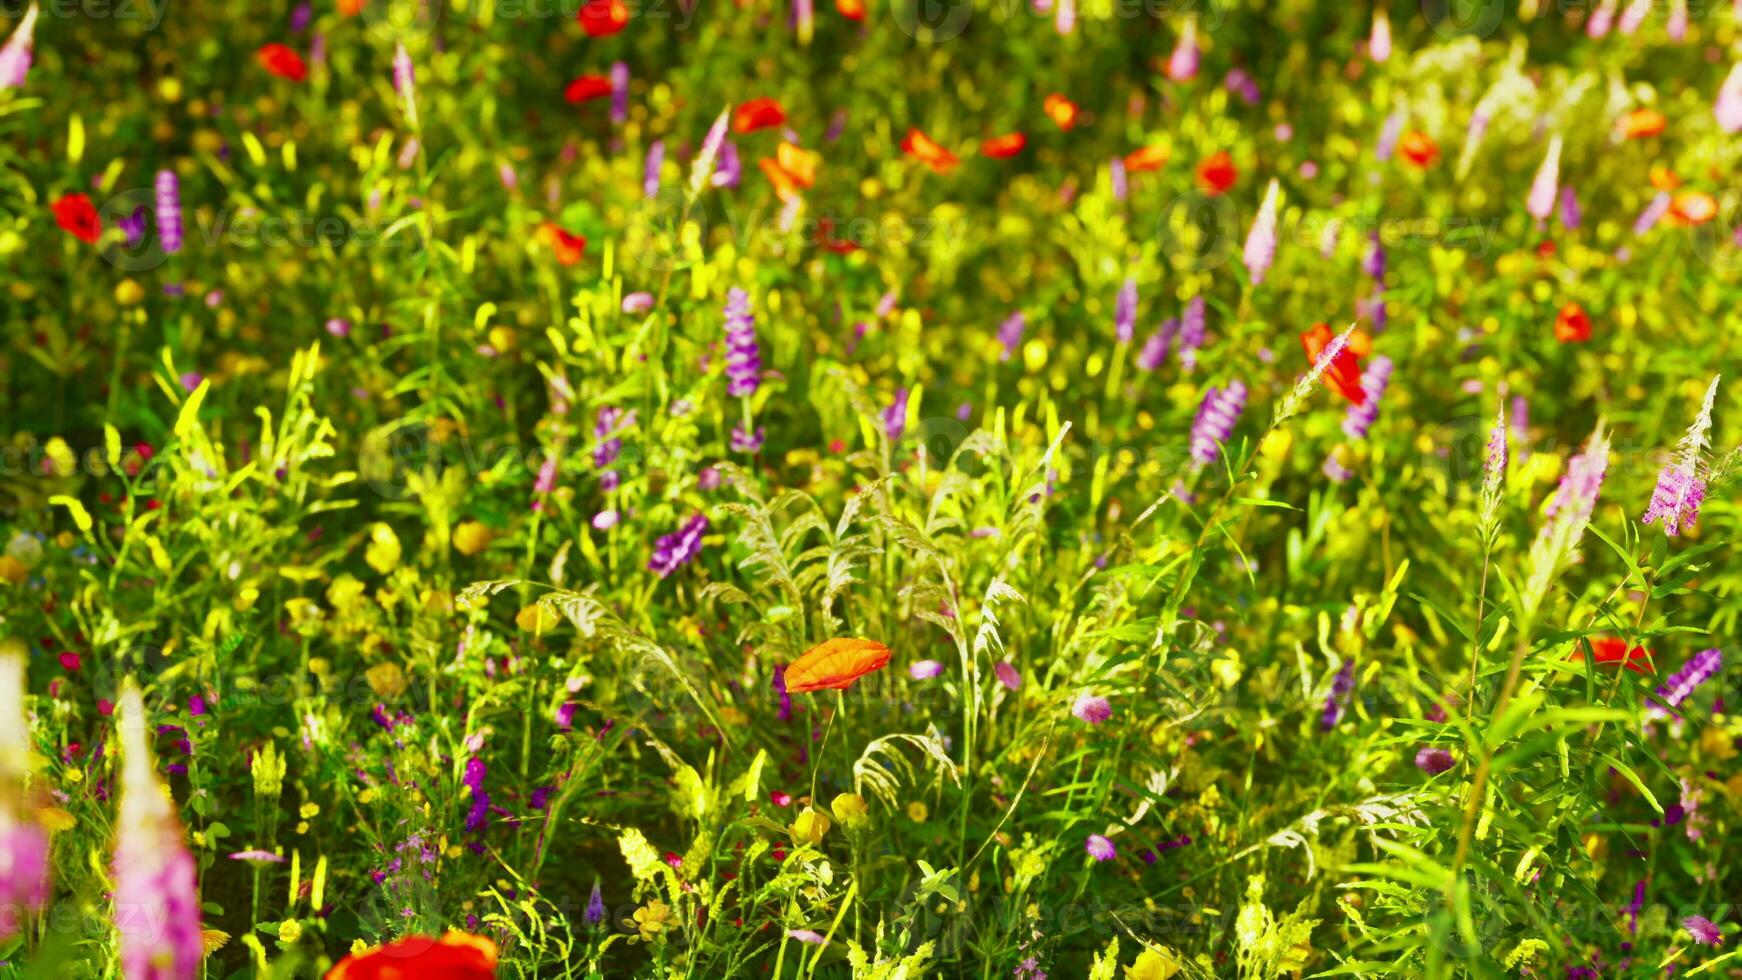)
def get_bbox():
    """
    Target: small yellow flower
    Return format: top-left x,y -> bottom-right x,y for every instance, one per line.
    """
1126,948 -> 1181,980
65,768 -> 84,785
632,898 -> 673,942
452,520 -> 493,556
349,938 -> 370,955
831,792 -> 870,830
790,807 -> 831,845
905,801 -> 928,823
366,662 -> 408,698
299,802 -> 321,819
35,806 -> 75,833
0,555 -> 26,585
278,919 -> 303,945
200,929 -> 230,956
115,279 -> 146,306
